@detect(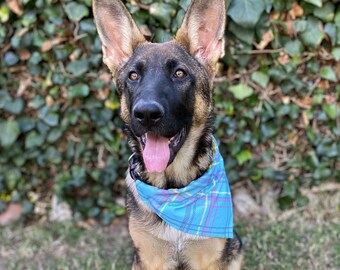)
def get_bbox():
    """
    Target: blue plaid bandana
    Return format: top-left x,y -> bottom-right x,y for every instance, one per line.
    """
132,137 -> 233,239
